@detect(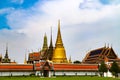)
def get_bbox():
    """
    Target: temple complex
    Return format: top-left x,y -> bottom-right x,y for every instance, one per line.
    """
0,20 -> 120,77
